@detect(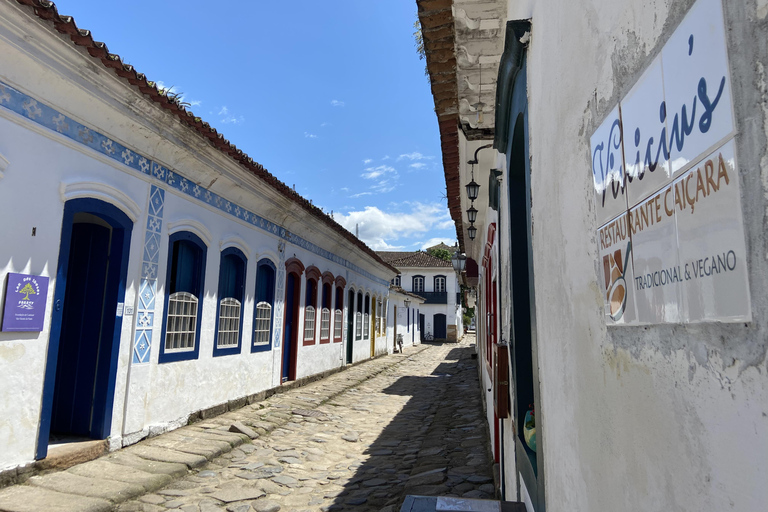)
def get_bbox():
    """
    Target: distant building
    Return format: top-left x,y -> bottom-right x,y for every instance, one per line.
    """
377,251 -> 462,341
